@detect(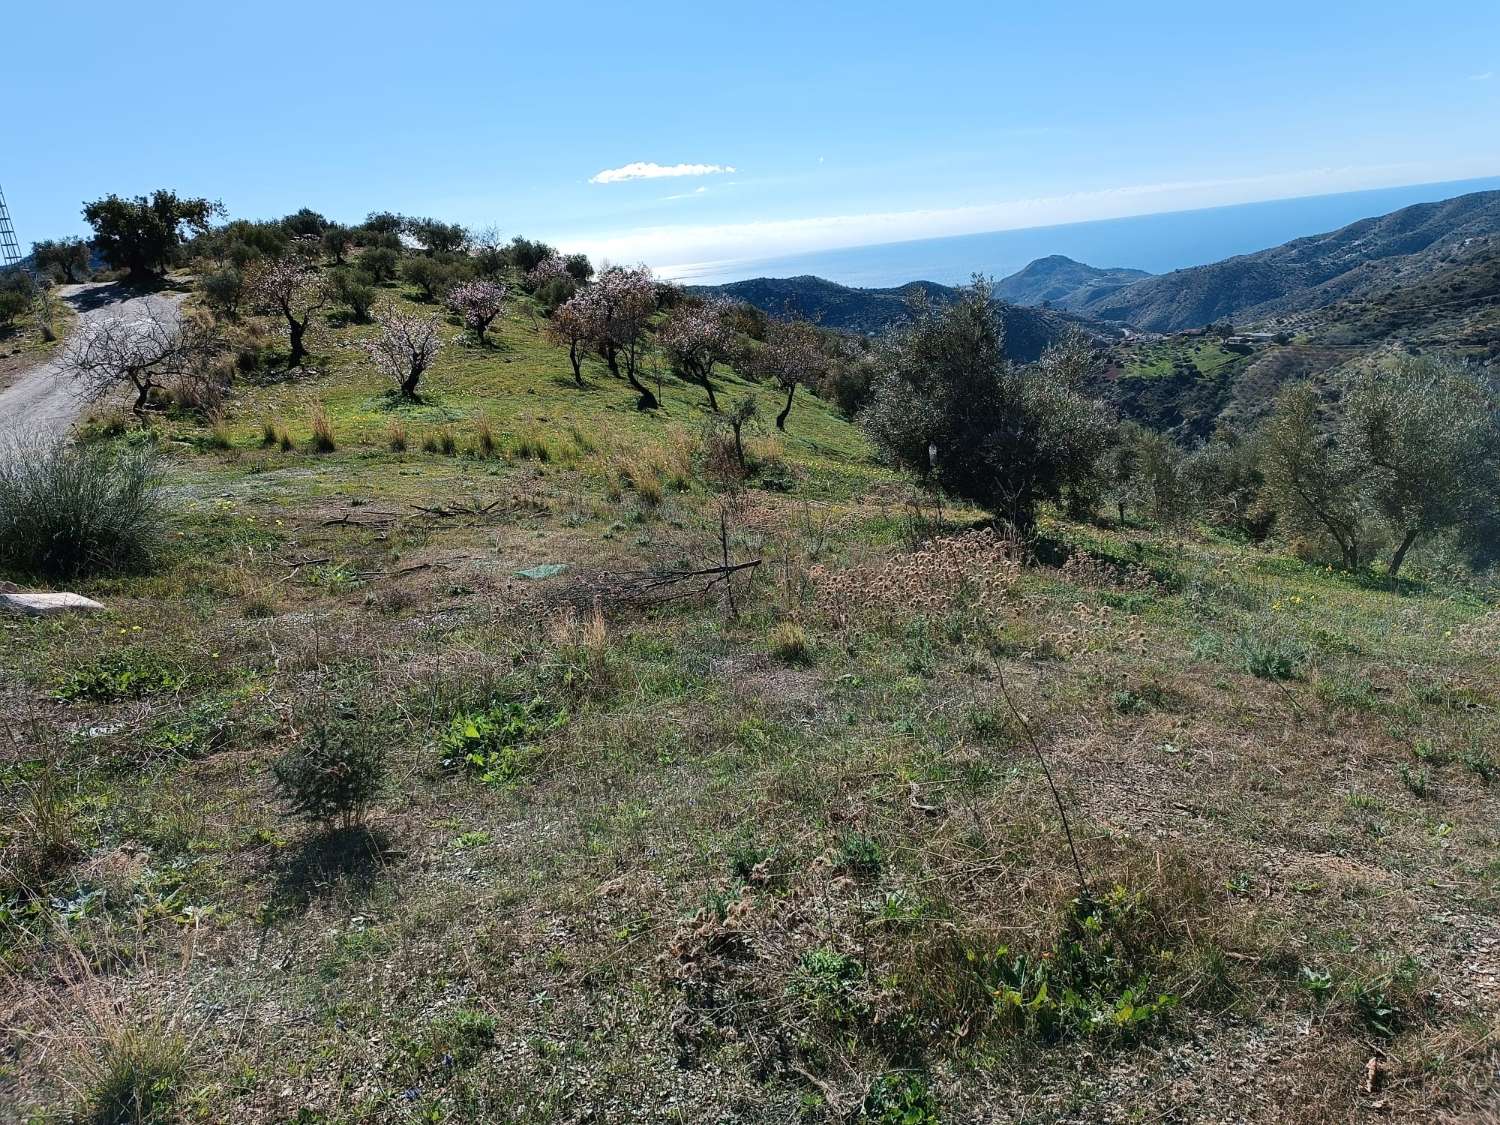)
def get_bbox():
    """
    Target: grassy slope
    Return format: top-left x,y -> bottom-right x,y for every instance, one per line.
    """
3,278 -> 1498,1123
